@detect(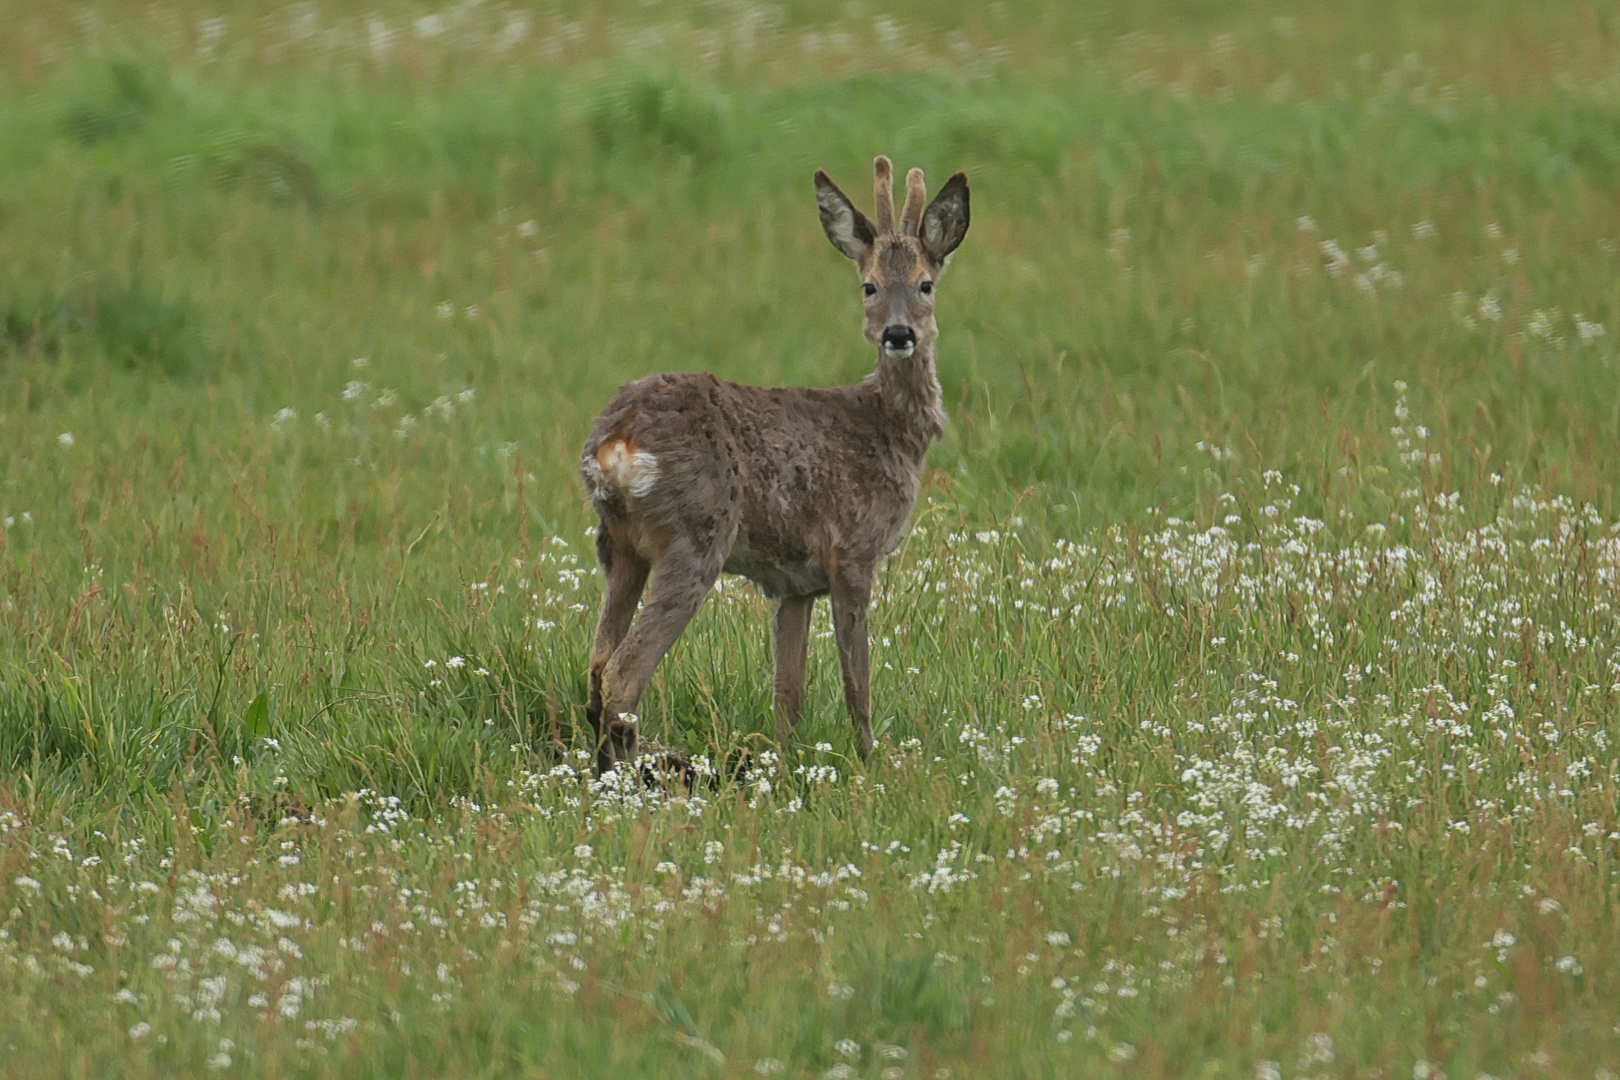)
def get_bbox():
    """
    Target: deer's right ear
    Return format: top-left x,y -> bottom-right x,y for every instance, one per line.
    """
919,172 -> 970,264
815,170 -> 876,262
